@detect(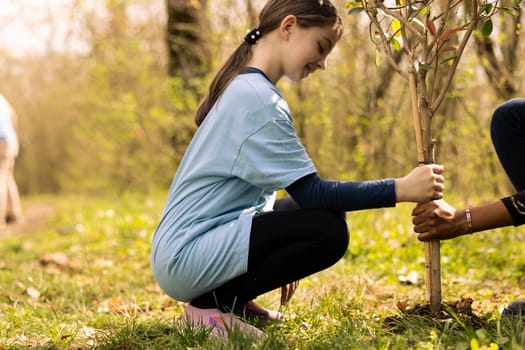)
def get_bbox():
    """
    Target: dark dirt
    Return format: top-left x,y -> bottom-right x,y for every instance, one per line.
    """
0,202 -> 56,238
384,297 -> 487,332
